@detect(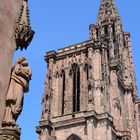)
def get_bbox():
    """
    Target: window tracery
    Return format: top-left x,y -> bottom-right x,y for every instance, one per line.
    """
70,63 -> 80,112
